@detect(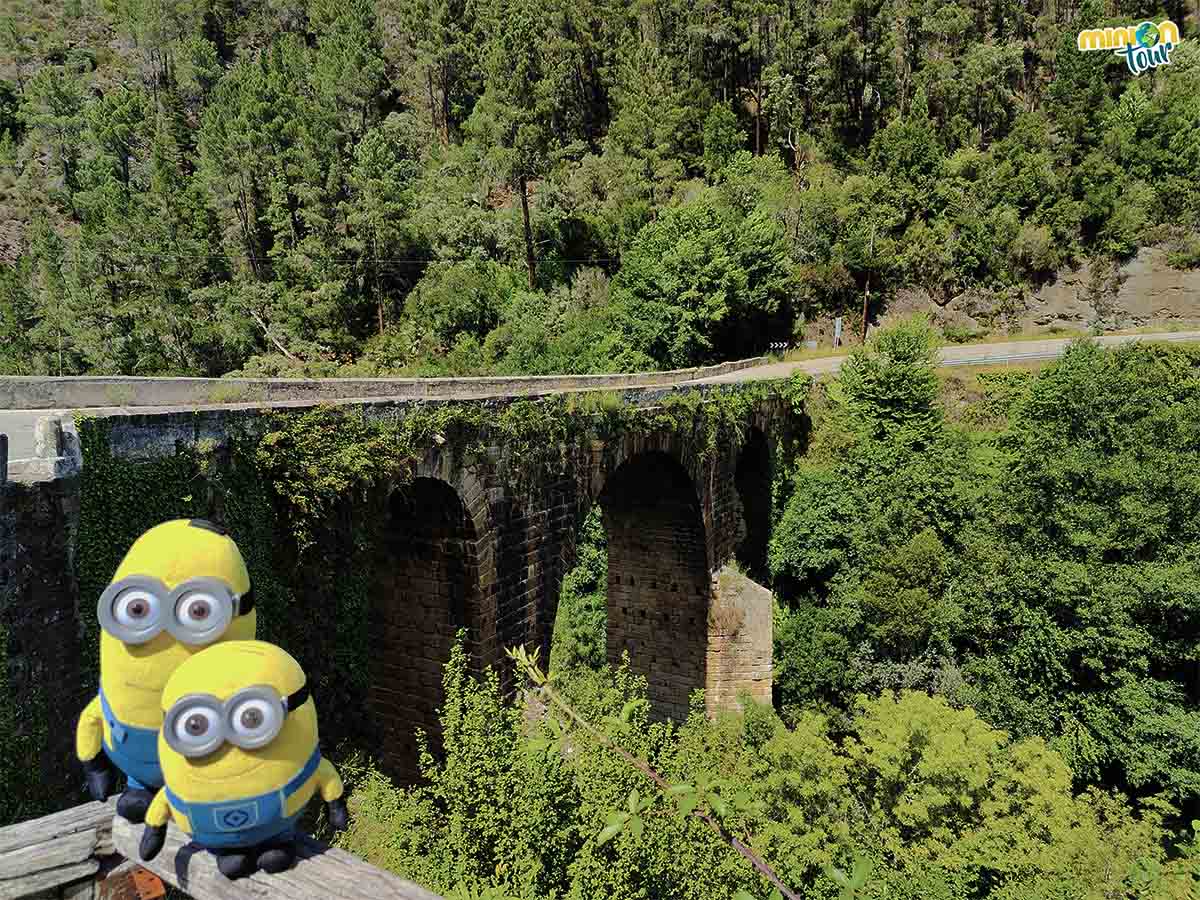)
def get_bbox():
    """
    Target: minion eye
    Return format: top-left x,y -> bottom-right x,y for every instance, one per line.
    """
114,589 -> 160,629
171,586 -> 233,645
172,705 -> 221,755
228,697 -> 281,748
177,592 -> 216,626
